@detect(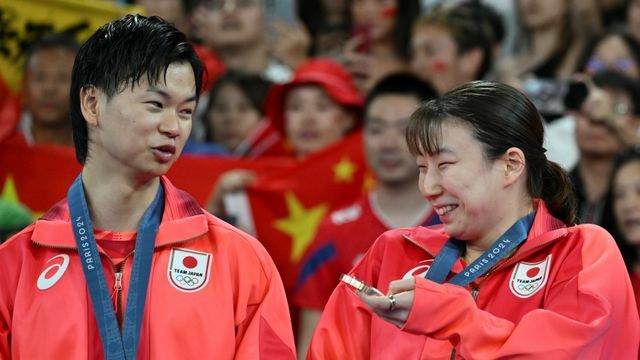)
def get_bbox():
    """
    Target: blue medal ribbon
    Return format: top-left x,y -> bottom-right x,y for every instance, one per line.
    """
425,212 -> 535,287
68,174 -> 164,359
